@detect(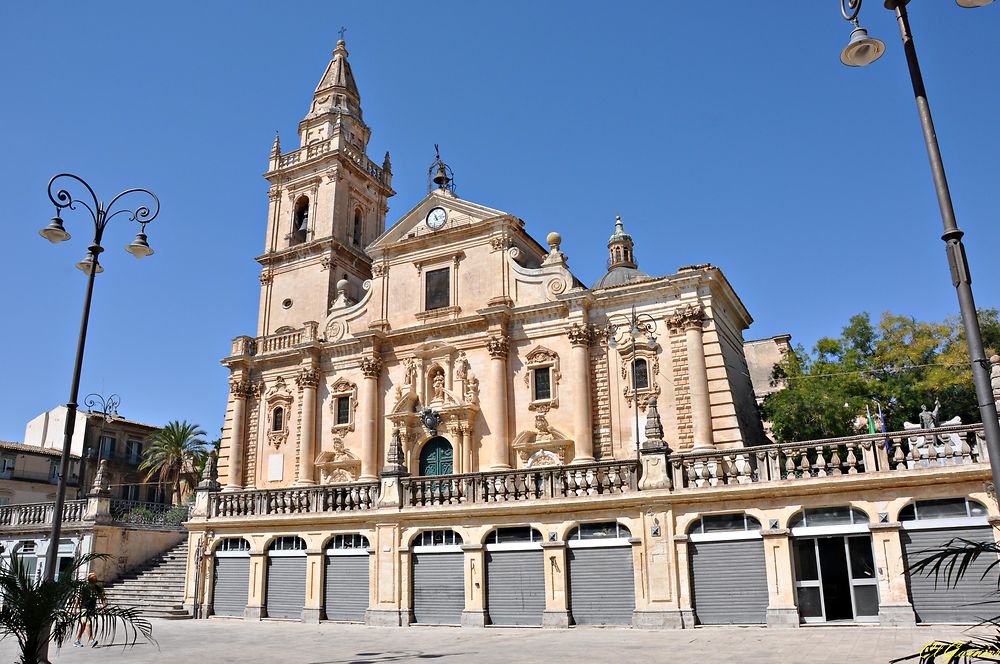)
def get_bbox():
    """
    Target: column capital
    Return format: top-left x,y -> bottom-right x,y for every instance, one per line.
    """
229,378 -> 256,399
666,302 -> 705,334
566,323 -> 592,347
296,367 -> 321,389
486,334 -> 510,359
360,355 -> 383,378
